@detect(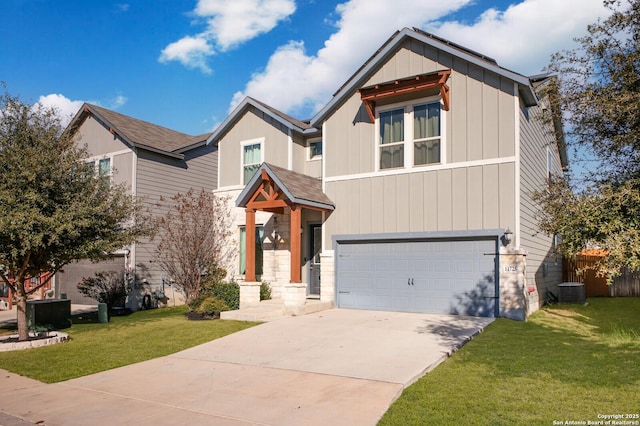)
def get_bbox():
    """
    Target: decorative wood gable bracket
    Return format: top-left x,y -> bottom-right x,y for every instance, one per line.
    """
358,70 -> 451,122
246,169 -> 289,214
